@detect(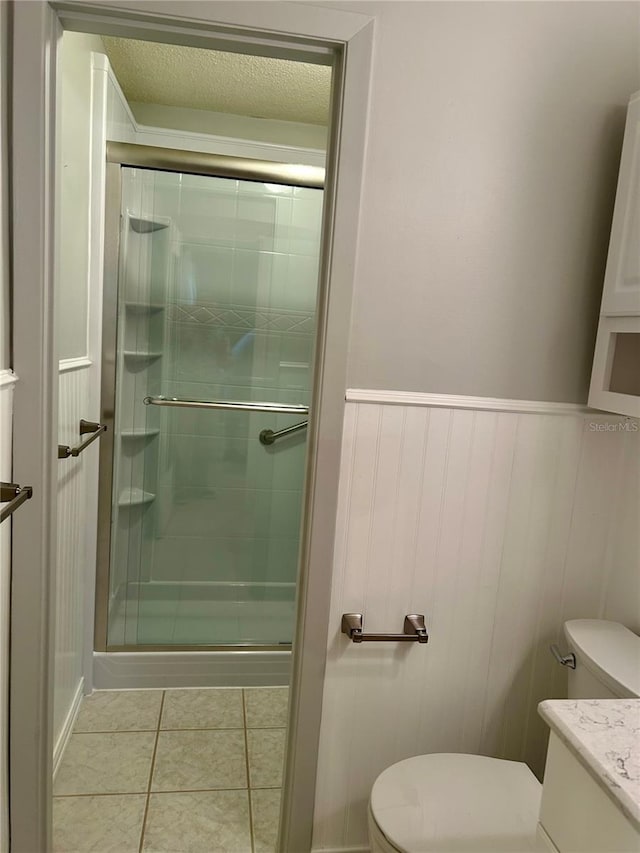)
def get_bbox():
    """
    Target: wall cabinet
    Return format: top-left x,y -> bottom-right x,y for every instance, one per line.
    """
589,92 -> 640,417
